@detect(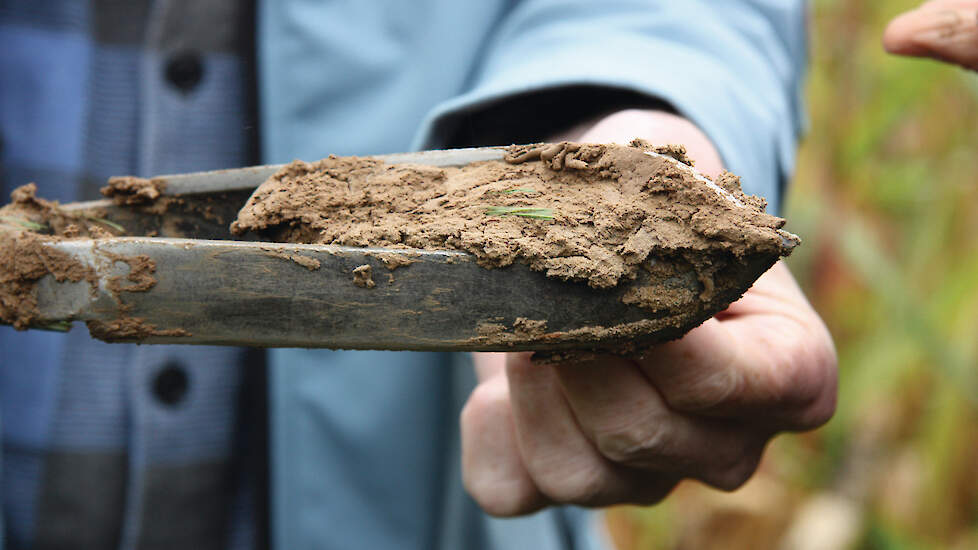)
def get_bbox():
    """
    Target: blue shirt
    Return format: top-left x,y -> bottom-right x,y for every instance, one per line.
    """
1,1 -> 807,549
